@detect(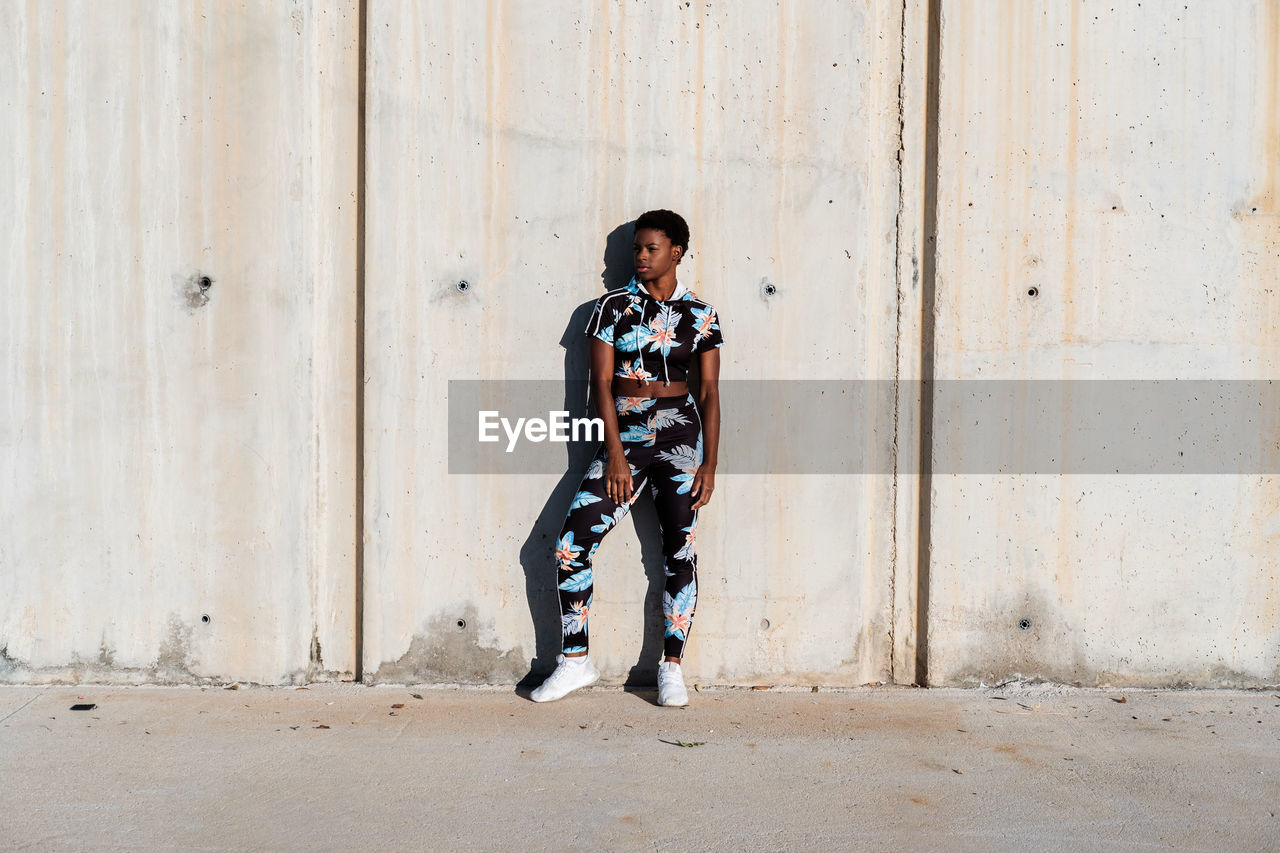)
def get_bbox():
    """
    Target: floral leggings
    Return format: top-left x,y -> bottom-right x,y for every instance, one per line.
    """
554,392 -> 703,660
